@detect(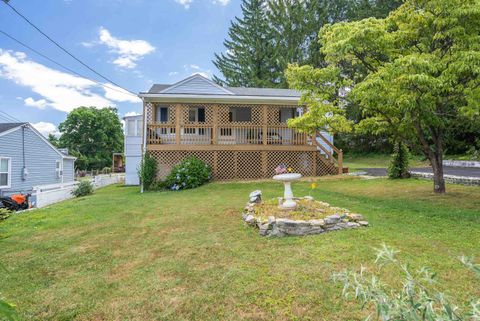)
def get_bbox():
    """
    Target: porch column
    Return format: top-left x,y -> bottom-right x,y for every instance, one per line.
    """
175,104 -> 181,145
212,104 -> 218,145
262,105 -> 268,145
